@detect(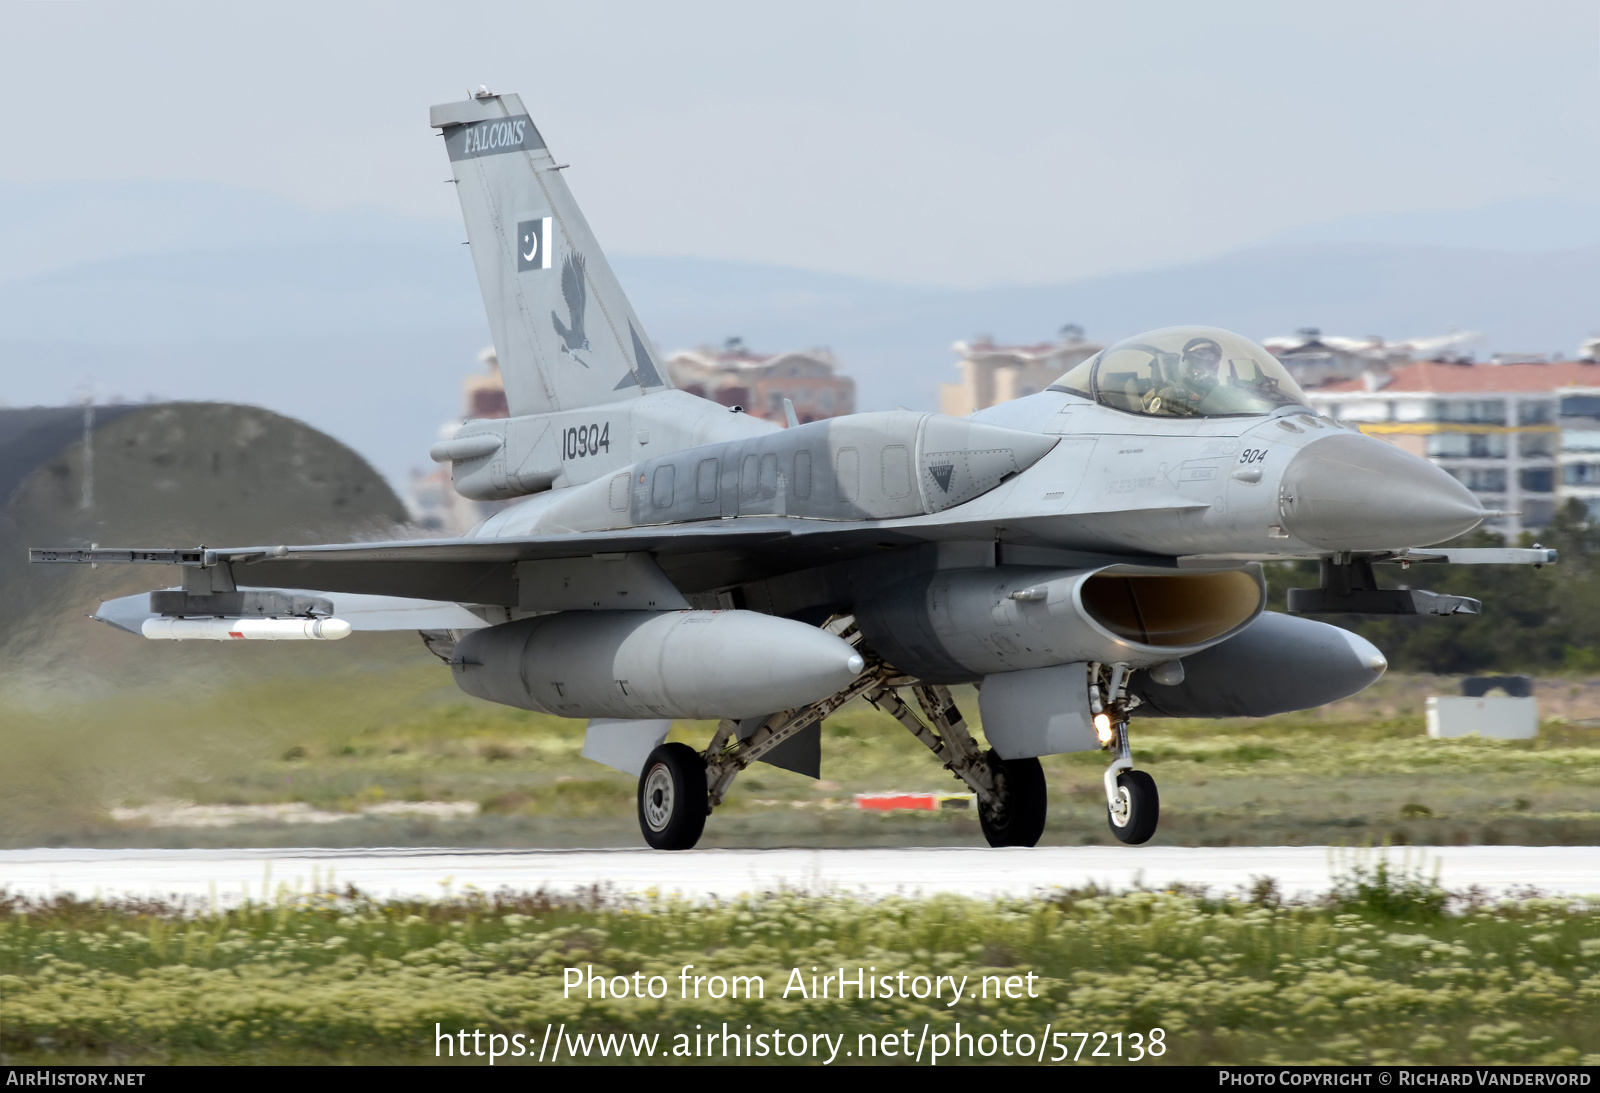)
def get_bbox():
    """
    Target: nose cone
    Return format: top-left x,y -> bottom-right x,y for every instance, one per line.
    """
1280,433 -> 1485,550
